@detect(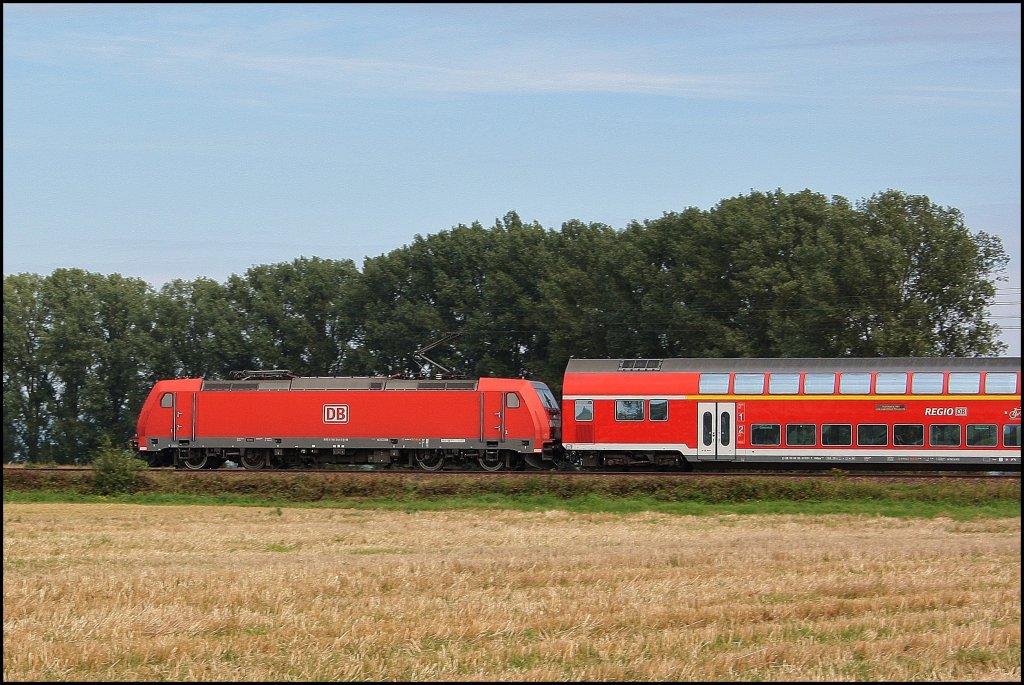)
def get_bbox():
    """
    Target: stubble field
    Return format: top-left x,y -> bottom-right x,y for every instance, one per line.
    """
3,503 -> 1020,681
